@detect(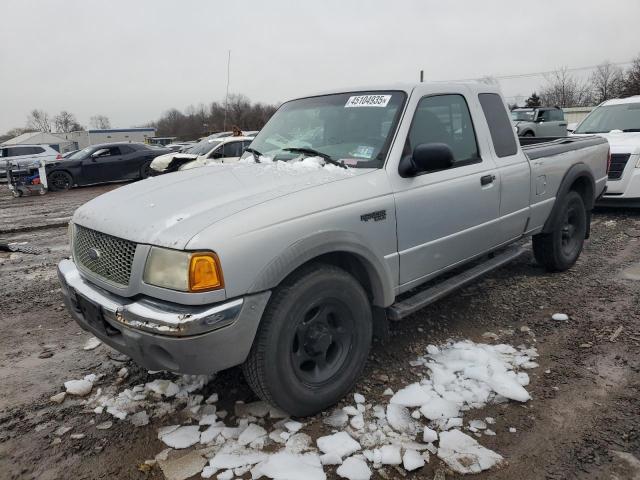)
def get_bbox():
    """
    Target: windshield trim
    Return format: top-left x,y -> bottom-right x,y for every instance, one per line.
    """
247,89 -> 409,170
